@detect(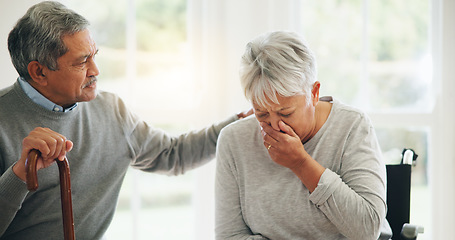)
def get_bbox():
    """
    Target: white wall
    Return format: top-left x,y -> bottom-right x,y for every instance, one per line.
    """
0,0 -> 41,88
431,0 -> 455,238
